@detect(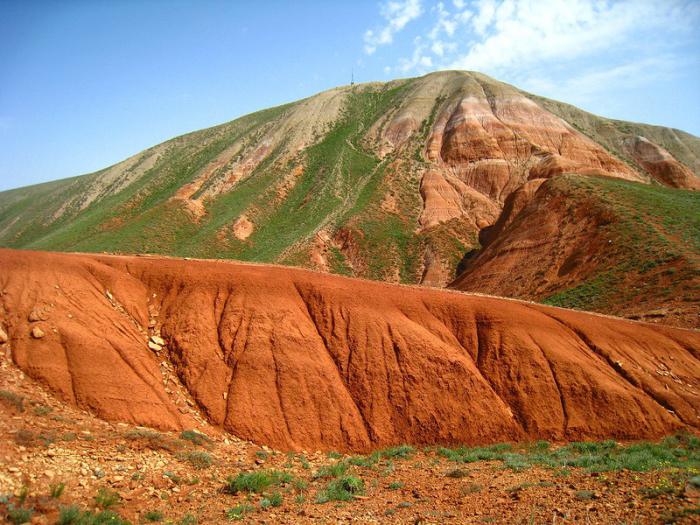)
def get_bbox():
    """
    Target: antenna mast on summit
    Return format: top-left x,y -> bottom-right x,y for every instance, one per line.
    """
351,69 -> 355,87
